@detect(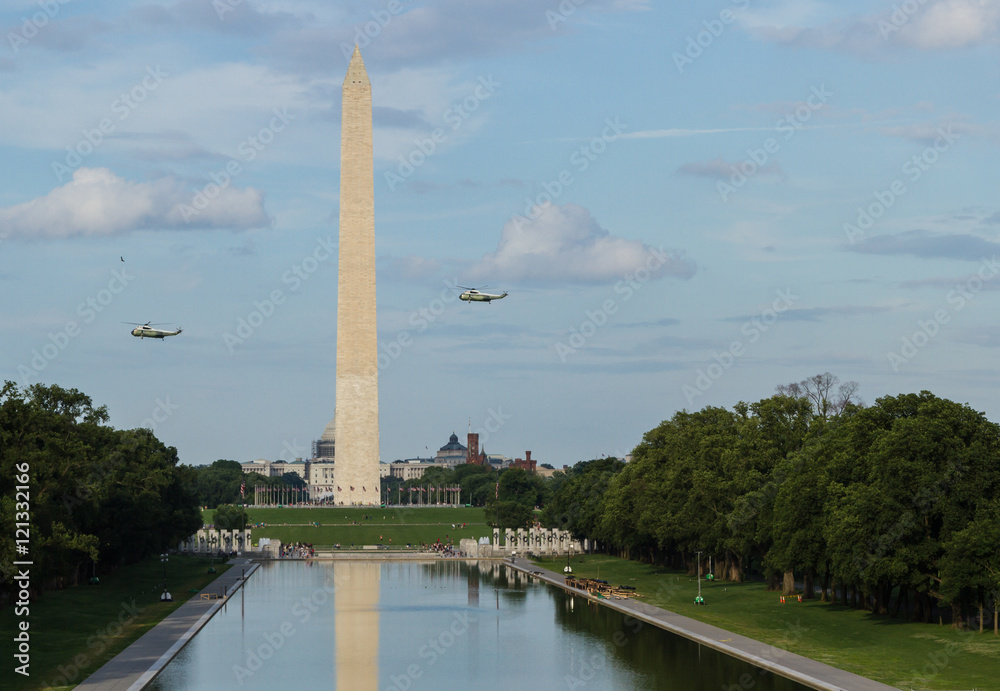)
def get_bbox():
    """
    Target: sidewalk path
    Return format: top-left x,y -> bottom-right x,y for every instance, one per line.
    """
76,558 -> 259,691
509,557 -> 900,691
